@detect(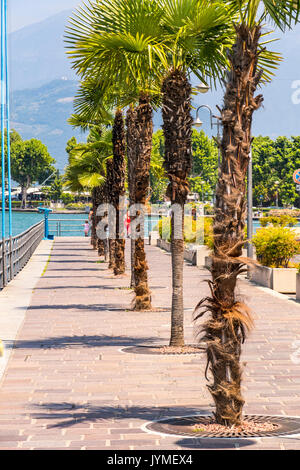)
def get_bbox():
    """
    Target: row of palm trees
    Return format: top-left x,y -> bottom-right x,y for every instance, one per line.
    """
65,0 -> 300,427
